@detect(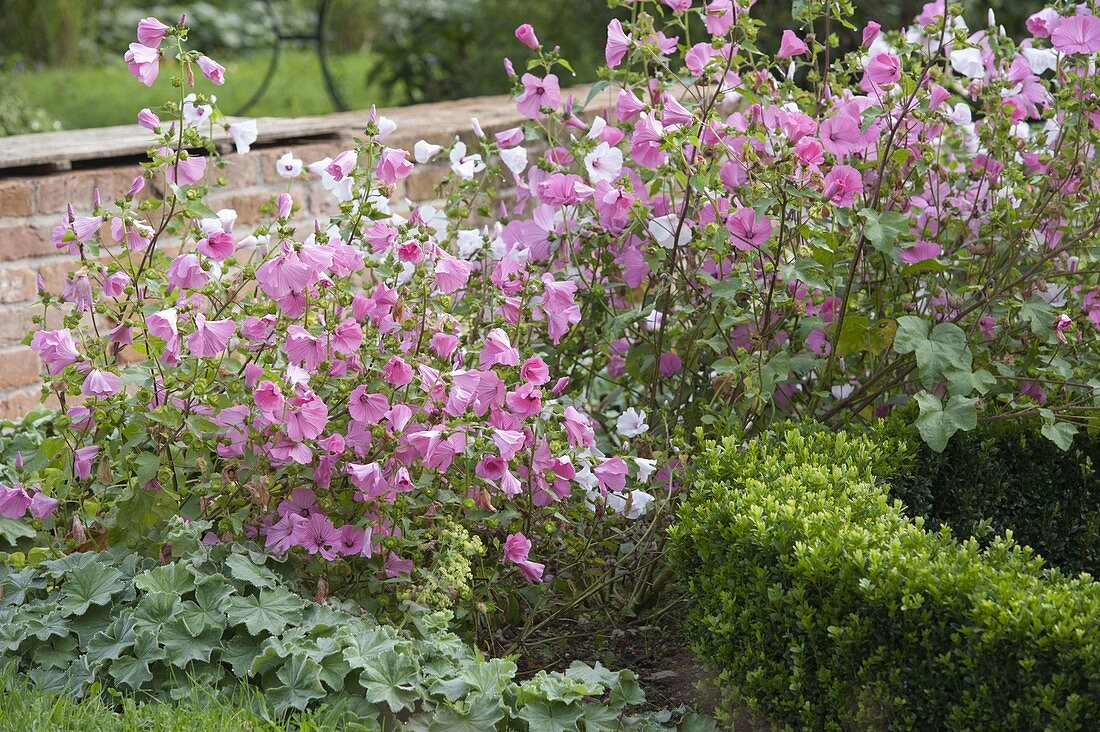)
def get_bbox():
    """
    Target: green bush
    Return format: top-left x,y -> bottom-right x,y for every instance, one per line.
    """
0,517 -> 711,731
671,424 -> 1100,731
882,416 -> 1100,578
